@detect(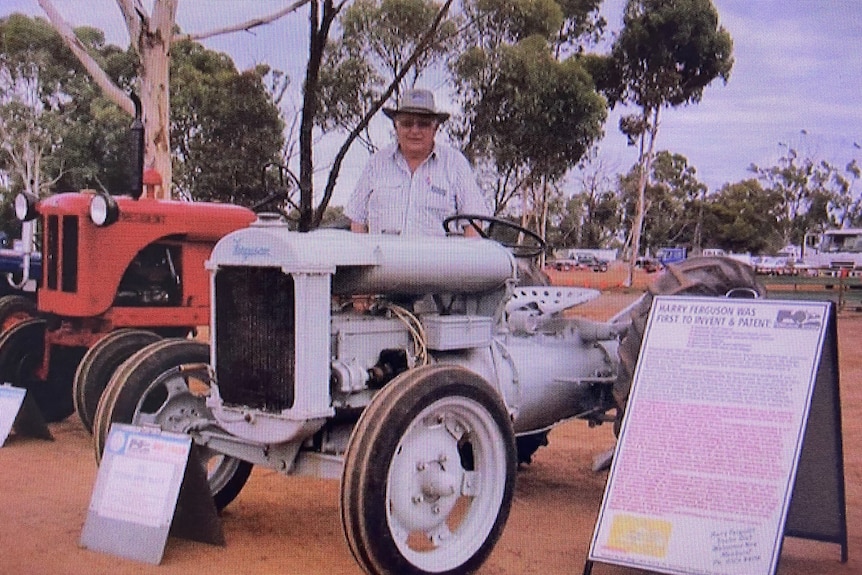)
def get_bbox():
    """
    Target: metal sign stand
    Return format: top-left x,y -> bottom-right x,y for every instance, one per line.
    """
0,384 -> 52,445
80,424 -> 224,565
782,303 -> 848,563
